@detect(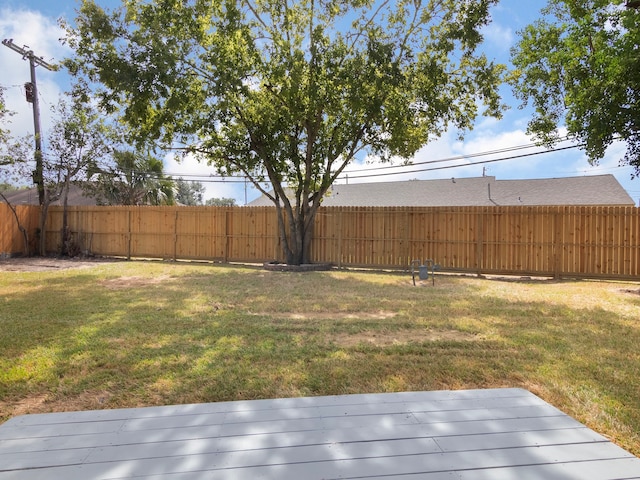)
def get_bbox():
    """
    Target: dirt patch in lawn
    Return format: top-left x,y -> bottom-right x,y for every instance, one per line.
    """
100,275 -> 171,289
271,310 -> 398,320
0,256 -> 121,272
622,288 -> 640,296
1,390 -> 116,419
0,394 -> 50,418
332,329 -> 478,347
